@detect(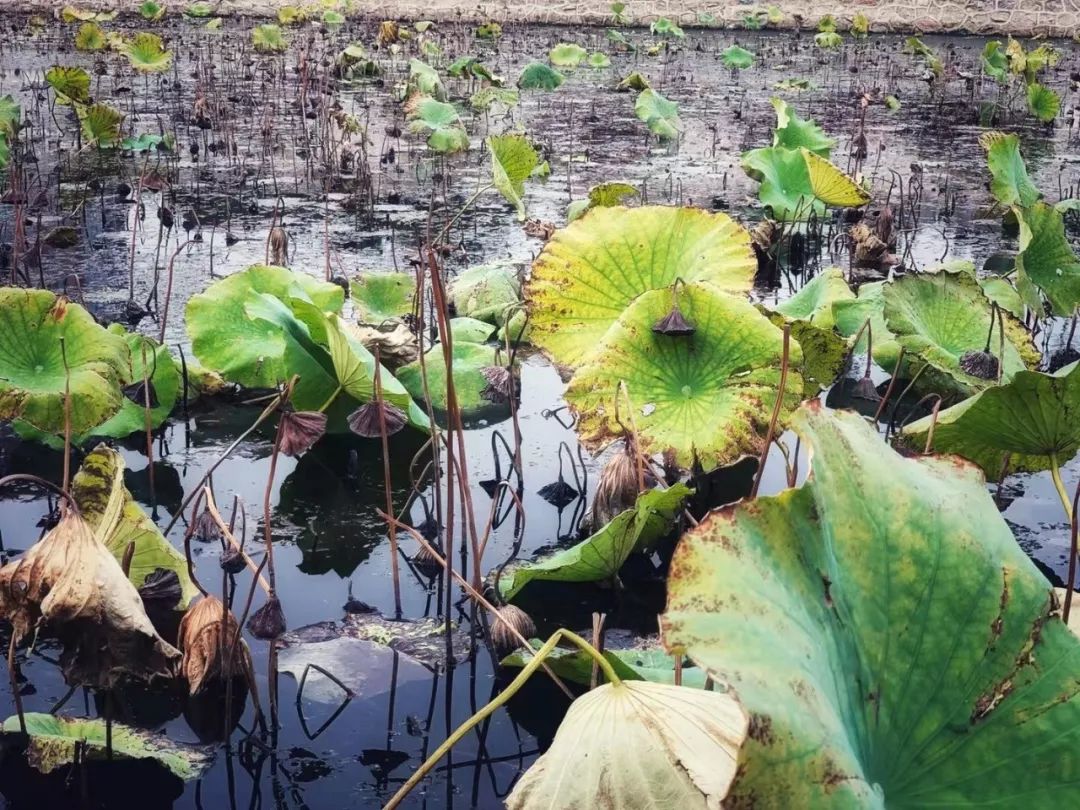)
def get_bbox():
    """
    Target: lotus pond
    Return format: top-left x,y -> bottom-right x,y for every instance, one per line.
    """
2,8 -> 1080,809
